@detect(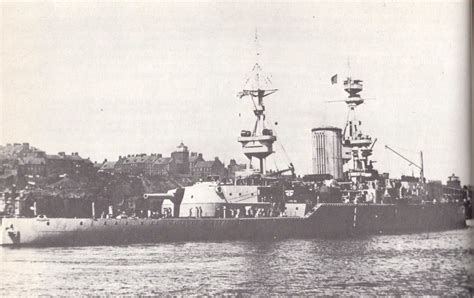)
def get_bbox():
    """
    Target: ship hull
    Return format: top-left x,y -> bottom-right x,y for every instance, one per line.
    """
0,203 -> 466,246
